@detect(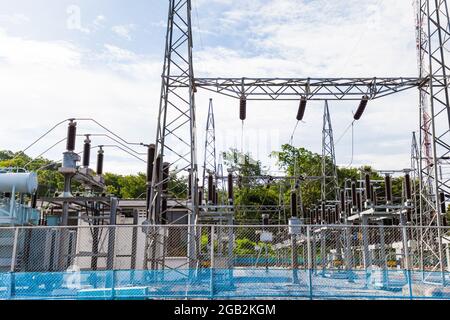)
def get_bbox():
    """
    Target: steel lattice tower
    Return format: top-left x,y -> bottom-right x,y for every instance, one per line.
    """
146,0 -> 198,269
321,100 -> 339,203
202,99 -> 217,193
416,0 -> 450,281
